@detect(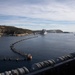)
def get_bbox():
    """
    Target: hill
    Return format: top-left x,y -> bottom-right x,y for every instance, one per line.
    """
0,25 -> 32,36
33,29 -> 63,34
47,30 -> 63,33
